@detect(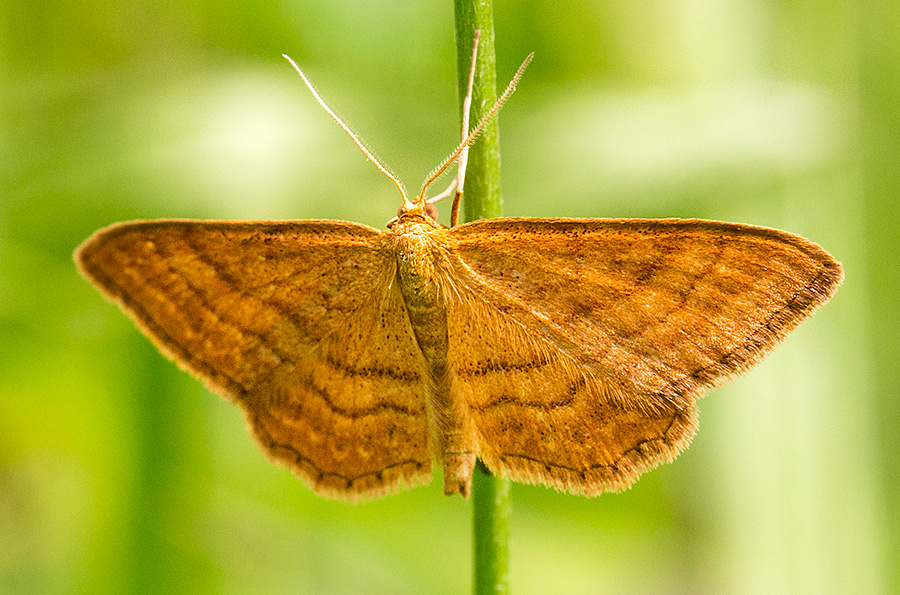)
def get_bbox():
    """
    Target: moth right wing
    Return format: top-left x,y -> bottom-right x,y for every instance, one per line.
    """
76,220 -> 432,500
445,217 -> 842,495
